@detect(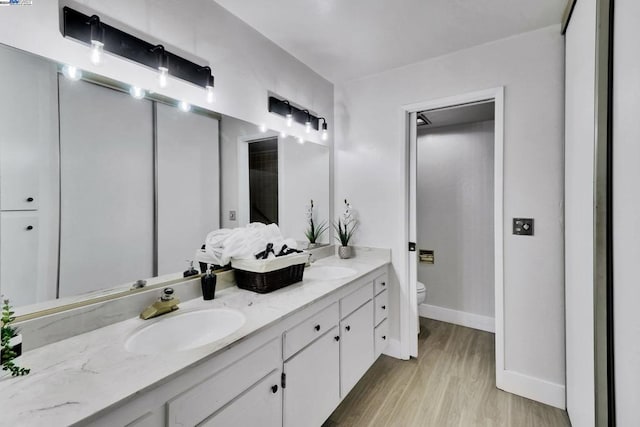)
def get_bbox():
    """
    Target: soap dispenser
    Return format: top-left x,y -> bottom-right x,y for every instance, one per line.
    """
201,265 -> 217,300
184,260 -> 199,278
